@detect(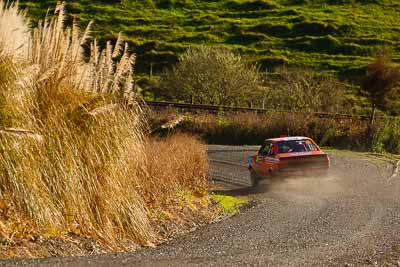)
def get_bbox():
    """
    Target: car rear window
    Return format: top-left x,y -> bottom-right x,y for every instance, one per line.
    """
277,139 -> 318,153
